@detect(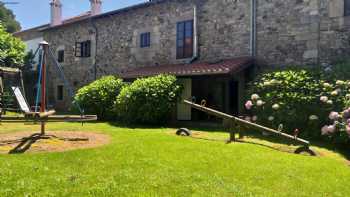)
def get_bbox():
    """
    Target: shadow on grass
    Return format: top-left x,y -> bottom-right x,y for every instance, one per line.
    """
107,121 -> 168,130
